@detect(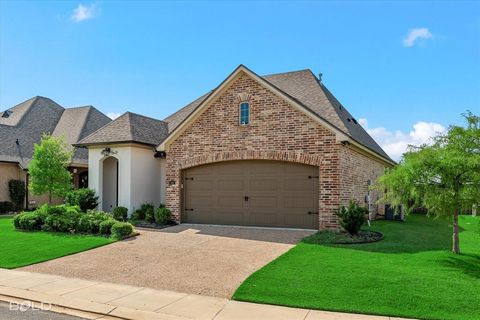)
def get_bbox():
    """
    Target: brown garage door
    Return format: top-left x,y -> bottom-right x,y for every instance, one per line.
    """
183,160 -> 318,229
